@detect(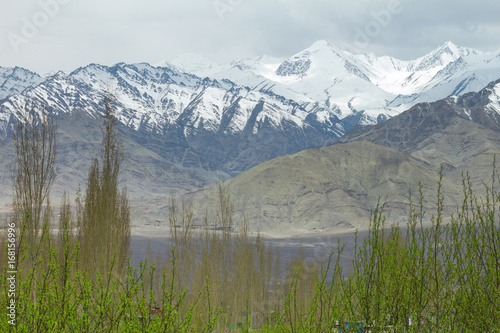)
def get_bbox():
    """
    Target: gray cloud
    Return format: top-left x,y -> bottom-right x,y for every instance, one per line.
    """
0,0 -> 499,73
